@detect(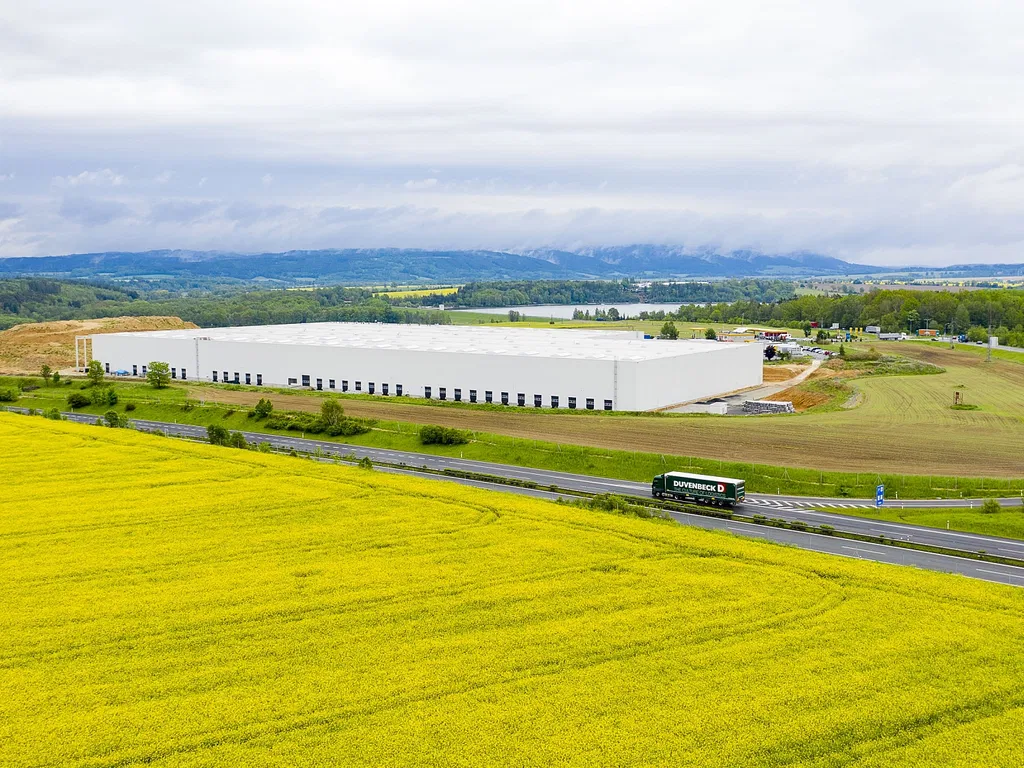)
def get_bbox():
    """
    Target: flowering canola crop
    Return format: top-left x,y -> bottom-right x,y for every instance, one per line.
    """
1,413 -> 1023,767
